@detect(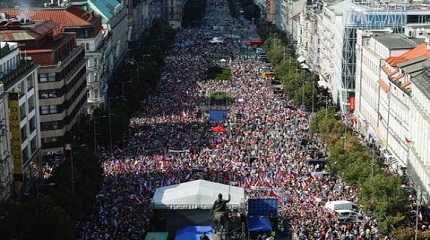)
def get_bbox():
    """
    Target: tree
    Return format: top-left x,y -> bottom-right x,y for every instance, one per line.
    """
360,174 -> 408,234
48,146 -> 102,220
0,195 -> 74,240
